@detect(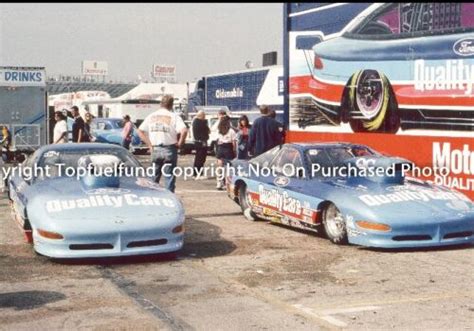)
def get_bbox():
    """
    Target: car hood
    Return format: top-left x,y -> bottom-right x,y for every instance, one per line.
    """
313,32 -> 468,62
320,177 -> 474,225
27,176 -> 183,232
